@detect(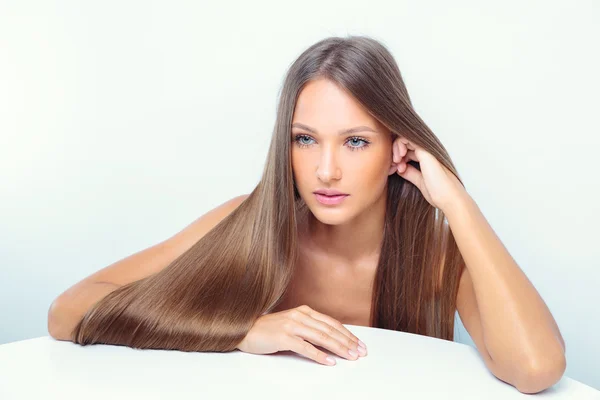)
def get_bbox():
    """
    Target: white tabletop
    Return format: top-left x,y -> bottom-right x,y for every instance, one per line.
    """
0,325 -> 597,399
